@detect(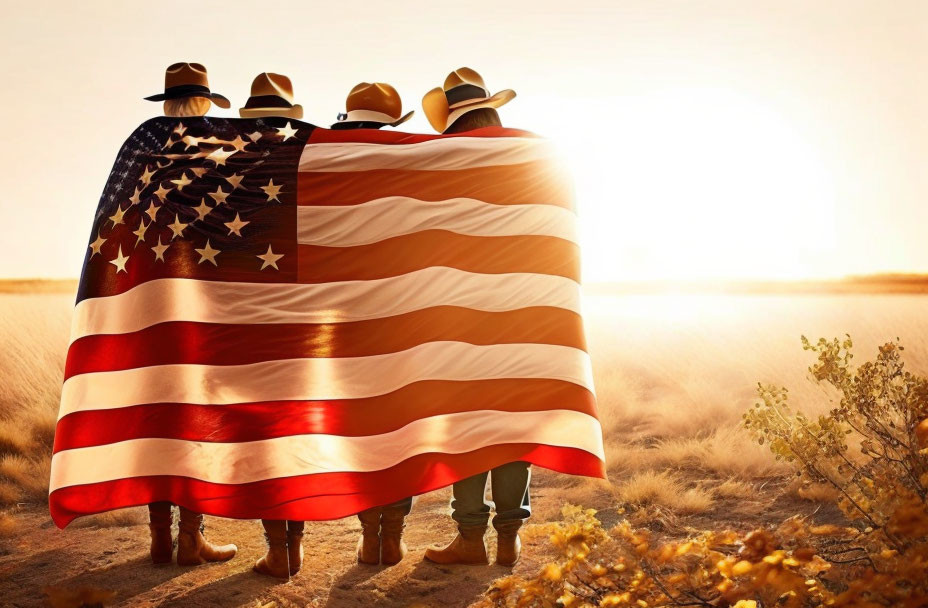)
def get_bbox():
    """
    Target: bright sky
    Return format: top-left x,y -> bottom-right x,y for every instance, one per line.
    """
0,0 -> 926,282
